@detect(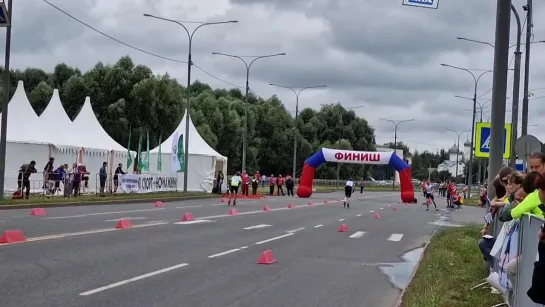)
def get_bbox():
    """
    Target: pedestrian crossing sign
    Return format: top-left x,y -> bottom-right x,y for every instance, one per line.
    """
474,122 -> 512,159
0,2 -> 10,27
